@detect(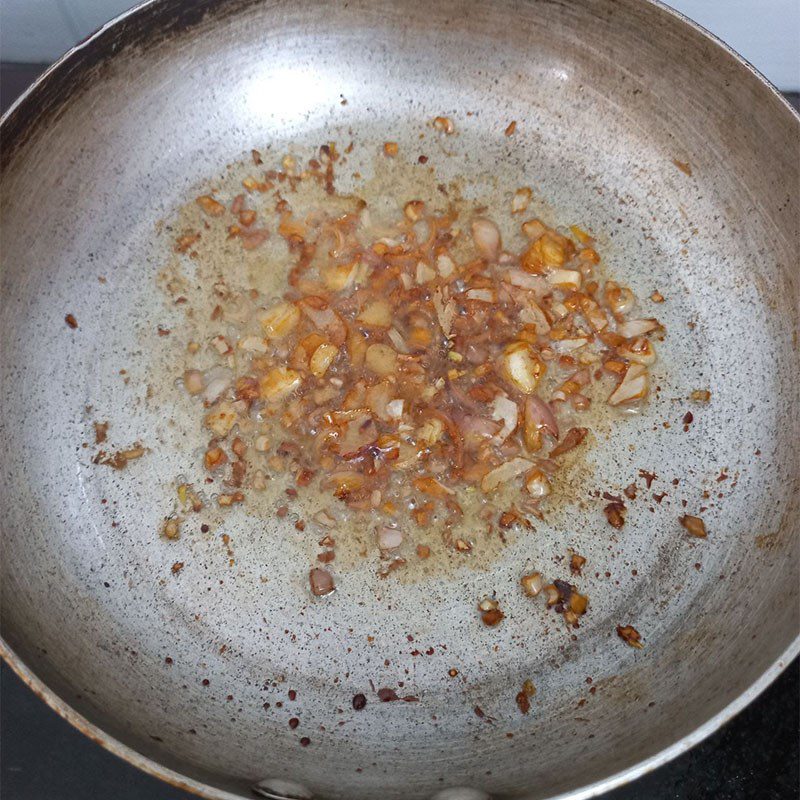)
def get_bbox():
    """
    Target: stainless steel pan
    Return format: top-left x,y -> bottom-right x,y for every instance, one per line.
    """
1,1 -> 798,799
